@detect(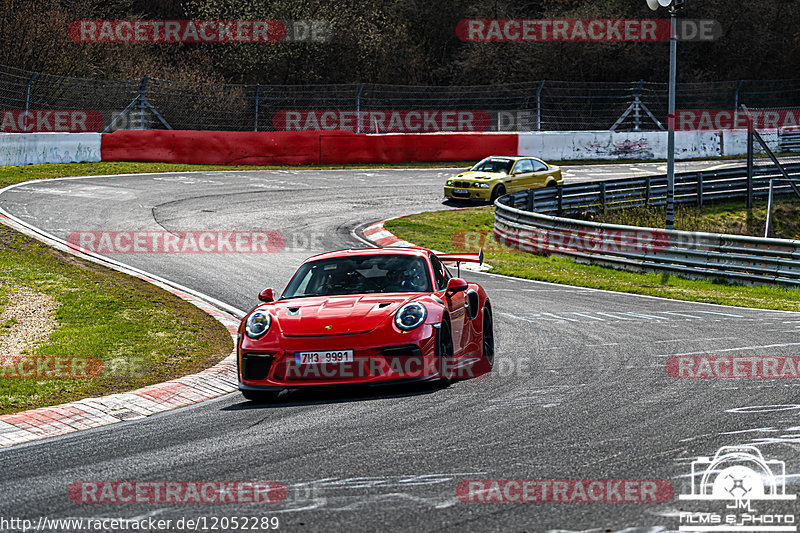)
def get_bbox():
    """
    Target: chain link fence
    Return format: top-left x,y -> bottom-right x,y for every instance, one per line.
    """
1,62 -> 799,133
